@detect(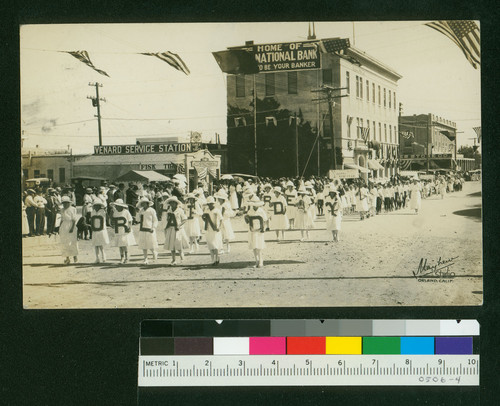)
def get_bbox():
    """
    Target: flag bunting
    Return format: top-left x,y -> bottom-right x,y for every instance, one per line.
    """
473,126 -> 481,142
141,52 -> 190,75
66,51 -> 110,77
